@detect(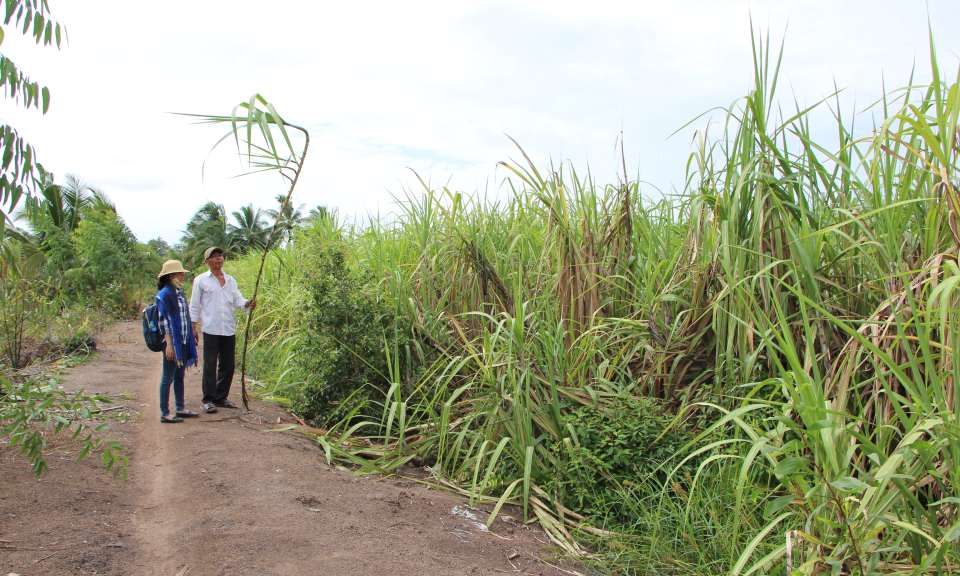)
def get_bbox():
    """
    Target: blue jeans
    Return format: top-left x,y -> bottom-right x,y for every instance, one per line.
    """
160,357 -> 186,417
